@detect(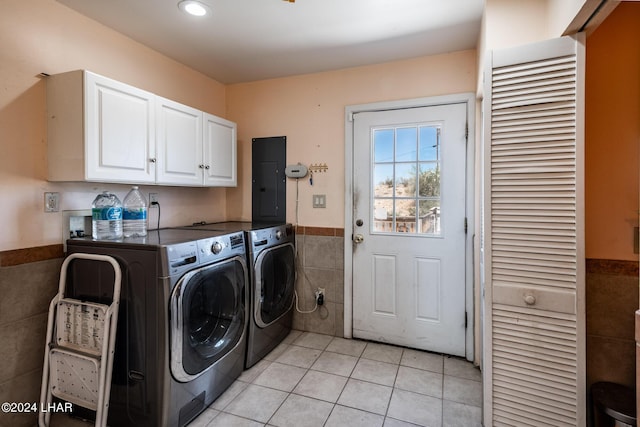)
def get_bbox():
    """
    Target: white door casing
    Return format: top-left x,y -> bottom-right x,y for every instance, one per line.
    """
345,94 -> 476,361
